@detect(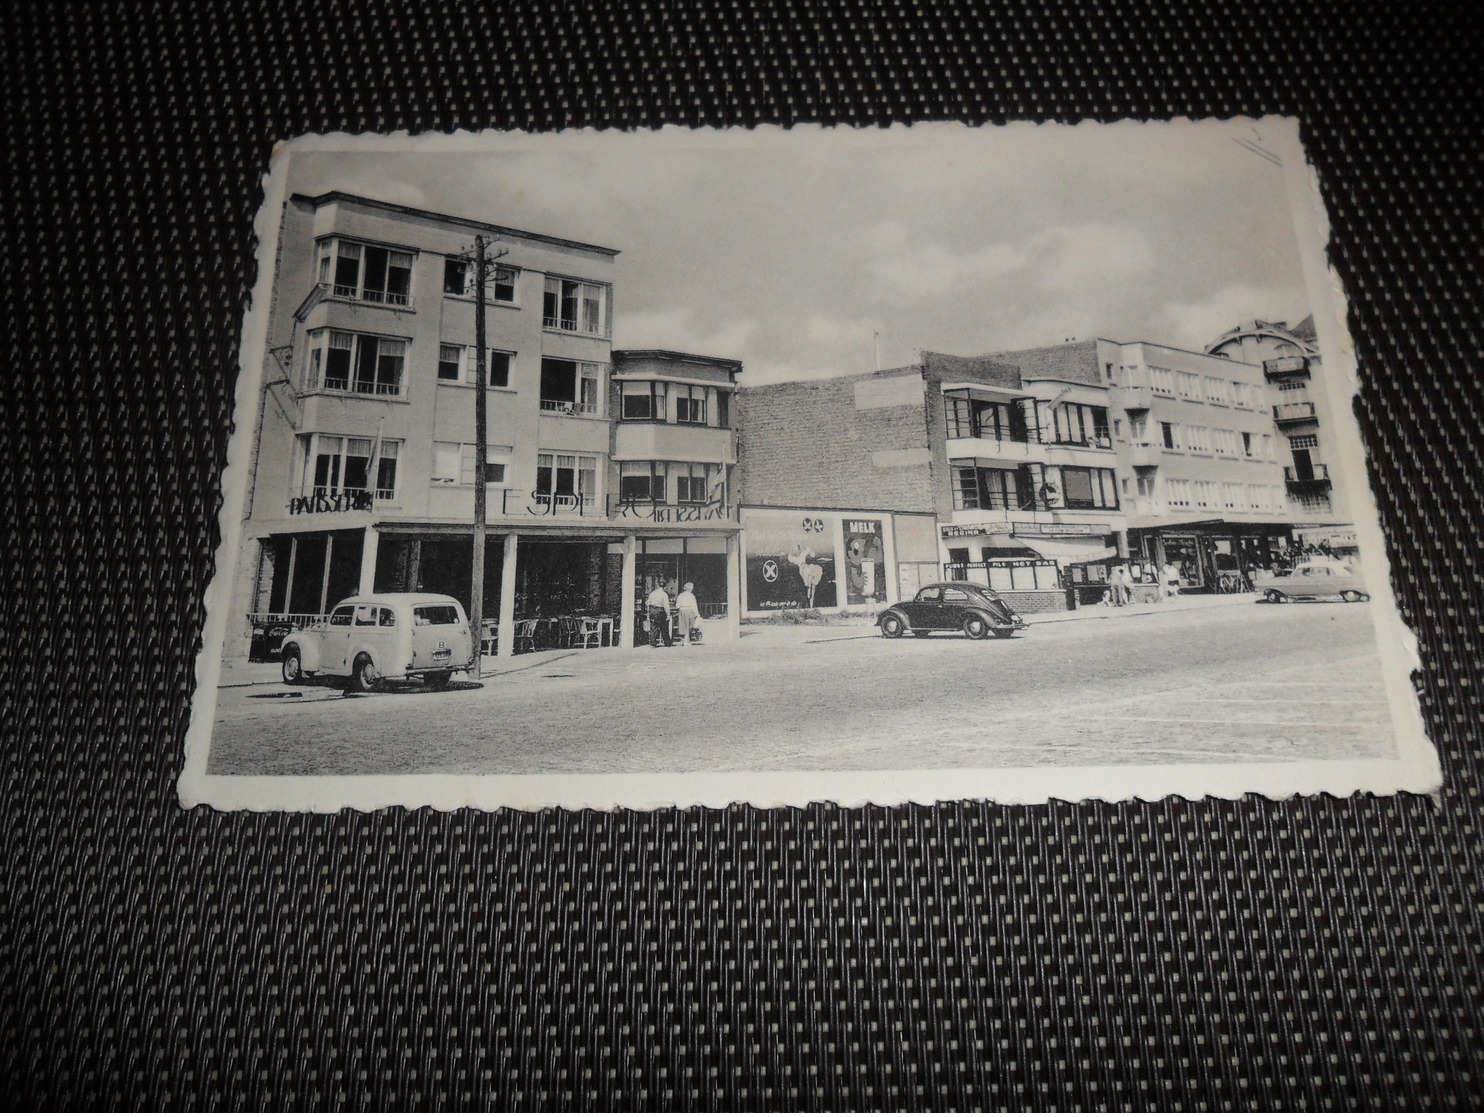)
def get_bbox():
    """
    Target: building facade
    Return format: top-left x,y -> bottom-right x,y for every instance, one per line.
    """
227,192 -> 742,660
991,338 -> 1296,591
1205,317 -> 1355,554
